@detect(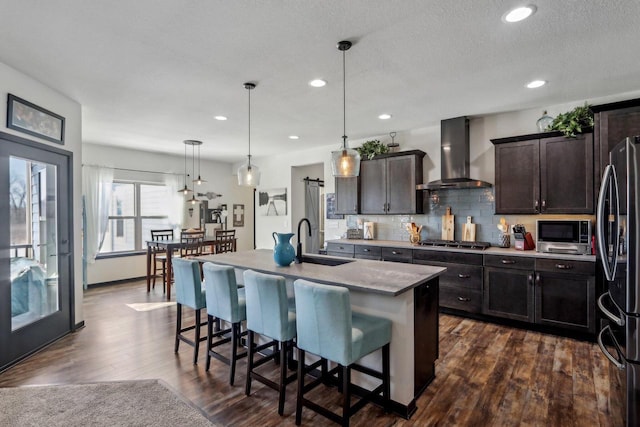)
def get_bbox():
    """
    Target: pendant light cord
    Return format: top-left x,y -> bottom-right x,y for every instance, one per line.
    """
248,86 -> 252,167
342,47 -> 347,149
183,143 -> 187,186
